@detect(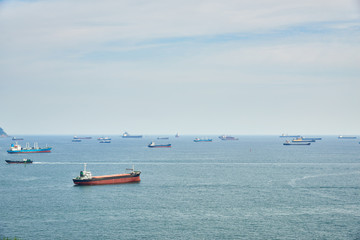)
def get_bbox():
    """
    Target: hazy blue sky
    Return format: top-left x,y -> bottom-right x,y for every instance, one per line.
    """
1,0 -> 359,135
